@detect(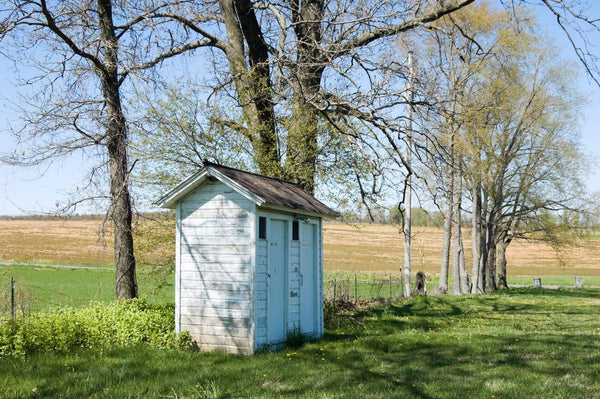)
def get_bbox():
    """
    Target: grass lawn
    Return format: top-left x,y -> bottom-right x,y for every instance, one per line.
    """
0,264 -> 173,315
2,288 -> 600,398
